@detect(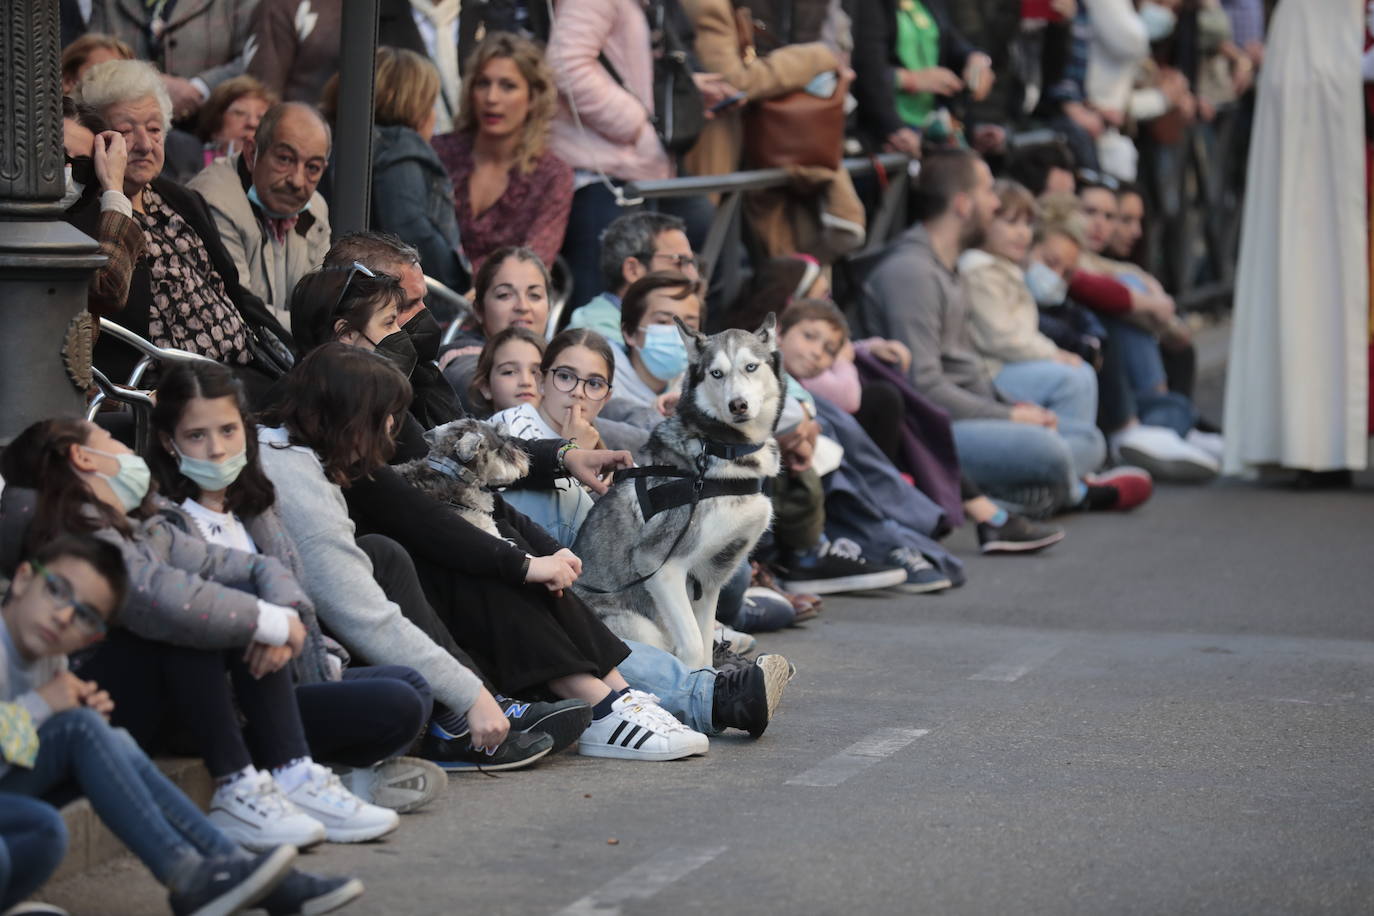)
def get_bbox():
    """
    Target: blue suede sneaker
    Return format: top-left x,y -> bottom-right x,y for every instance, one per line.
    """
886,547 -> 954,594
